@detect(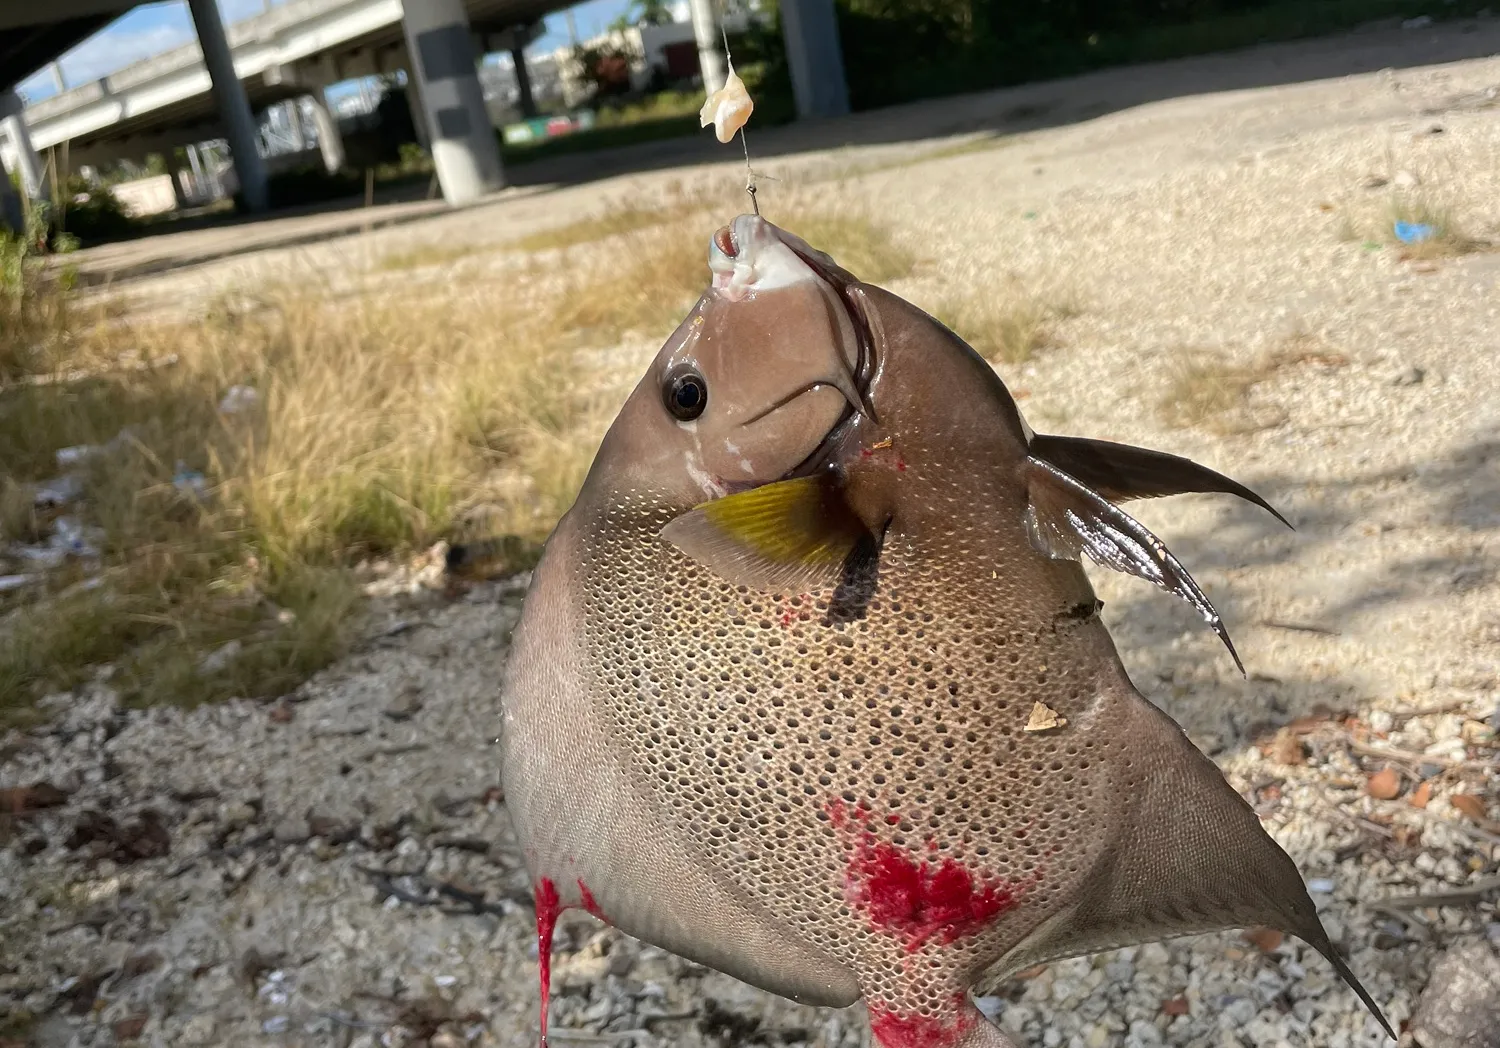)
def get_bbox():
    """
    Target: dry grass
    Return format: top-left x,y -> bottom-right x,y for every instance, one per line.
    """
923,283 -> 1080,367
1332,190 -> 1487,259
1155,335 -> 1347,435
0,205 -> 912,721
548,205 -> 918,345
